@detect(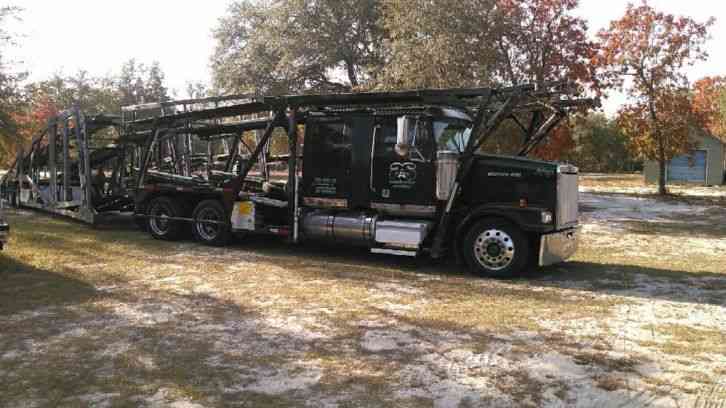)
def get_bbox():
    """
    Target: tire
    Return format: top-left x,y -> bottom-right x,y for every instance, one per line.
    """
462,218 -> 529,279
133,213 -> 147,231
133,203 -> 147,231
146,197 -> 185,241
191,200 -> 231,246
